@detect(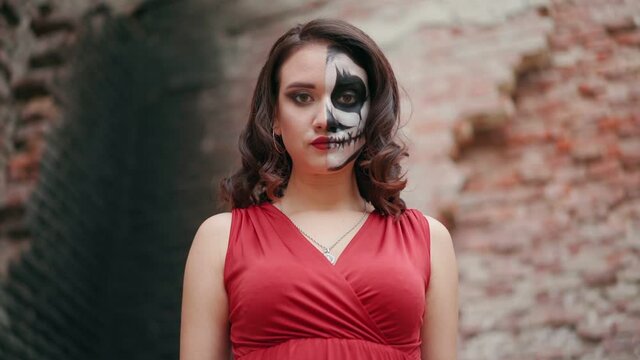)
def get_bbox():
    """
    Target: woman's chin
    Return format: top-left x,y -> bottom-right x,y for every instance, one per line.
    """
293,162 -> 351,176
